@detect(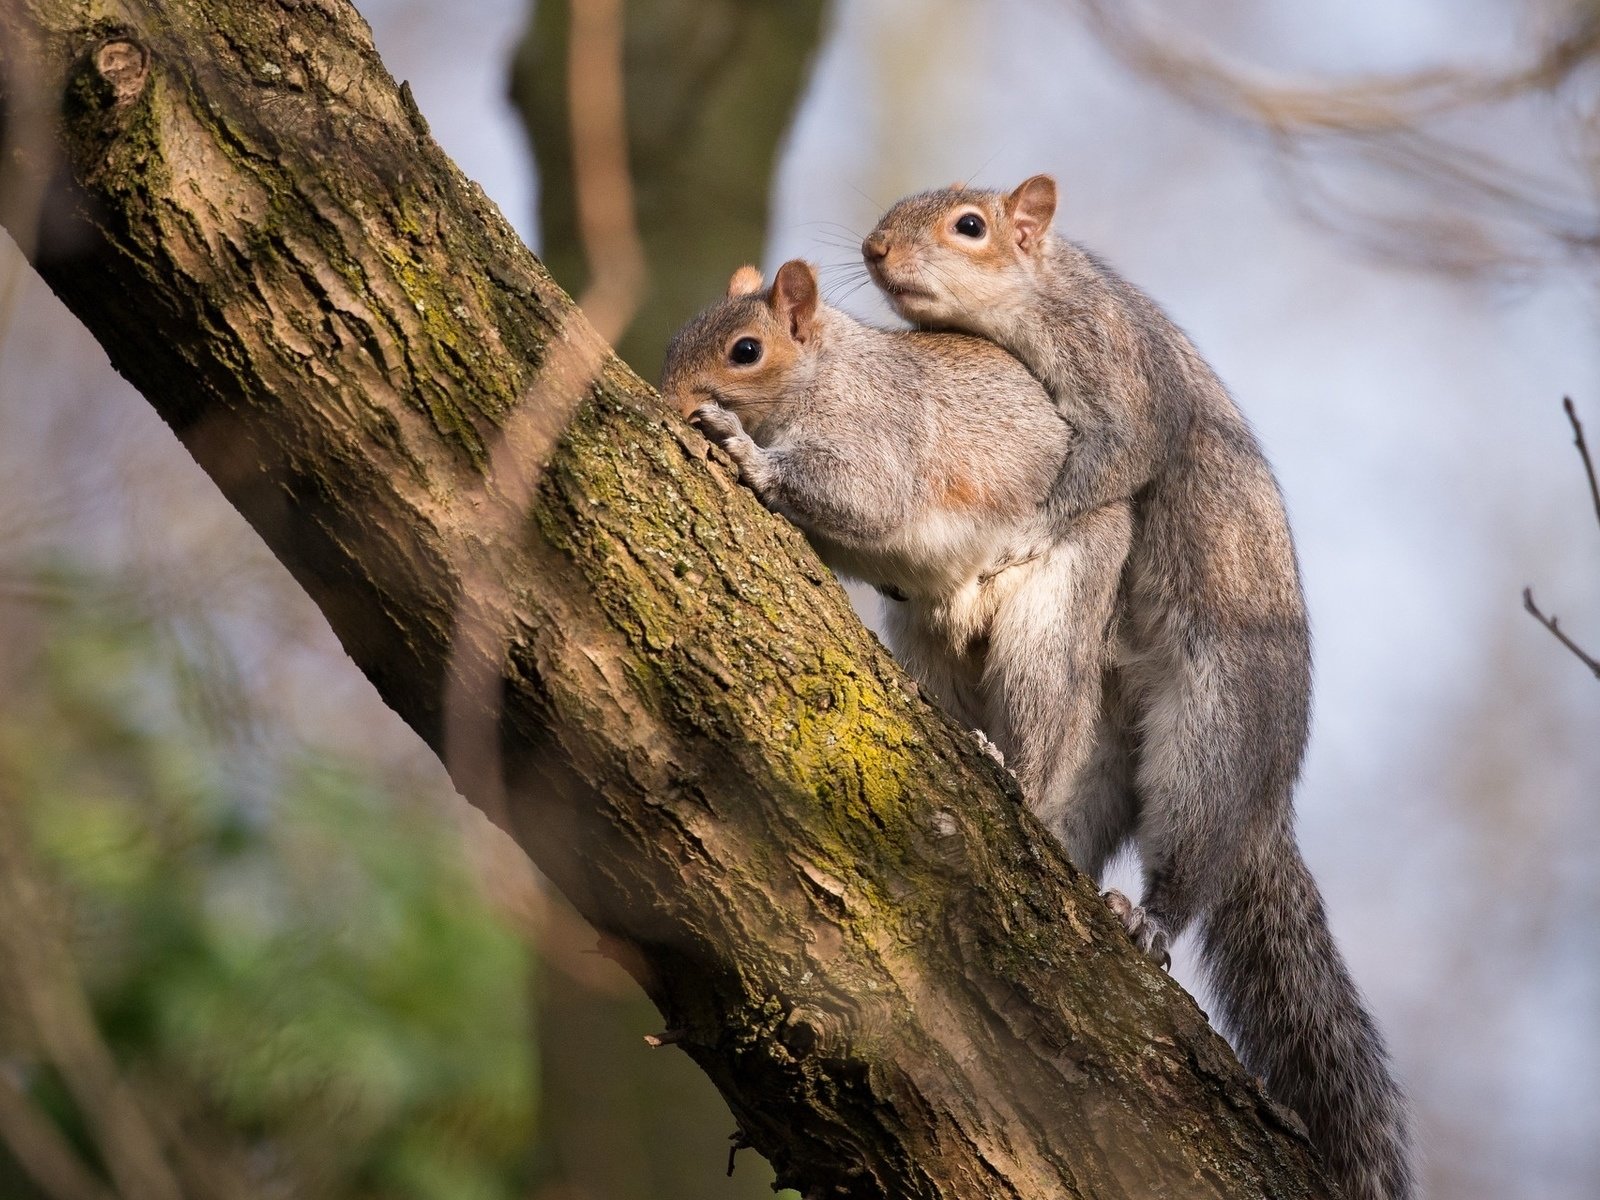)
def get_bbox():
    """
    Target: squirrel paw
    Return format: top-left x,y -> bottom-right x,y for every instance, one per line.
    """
970,728 -> 1006,768
690,403 -> 744,449
1102,889 -> 1172,970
